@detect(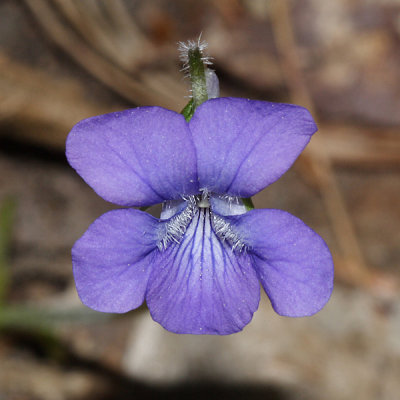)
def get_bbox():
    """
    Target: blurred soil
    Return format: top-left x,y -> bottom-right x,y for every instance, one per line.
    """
0,1 -> 400,399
